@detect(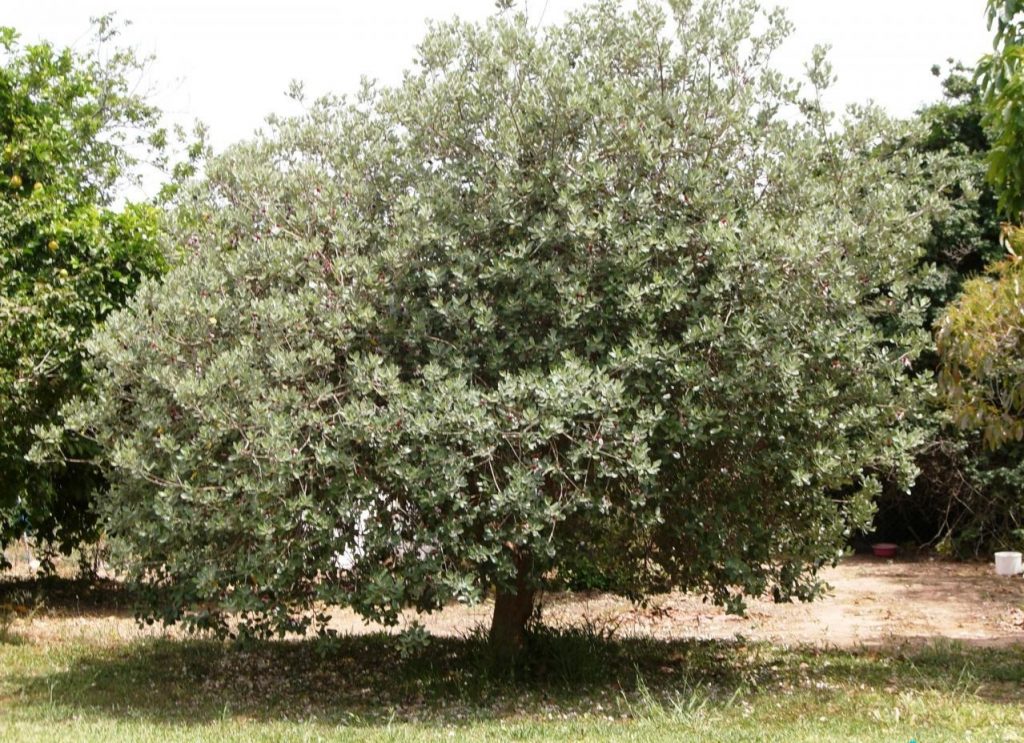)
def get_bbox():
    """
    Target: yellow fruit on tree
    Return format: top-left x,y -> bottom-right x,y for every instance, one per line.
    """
47,240 -> 58,252
9,174 -> 22,189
